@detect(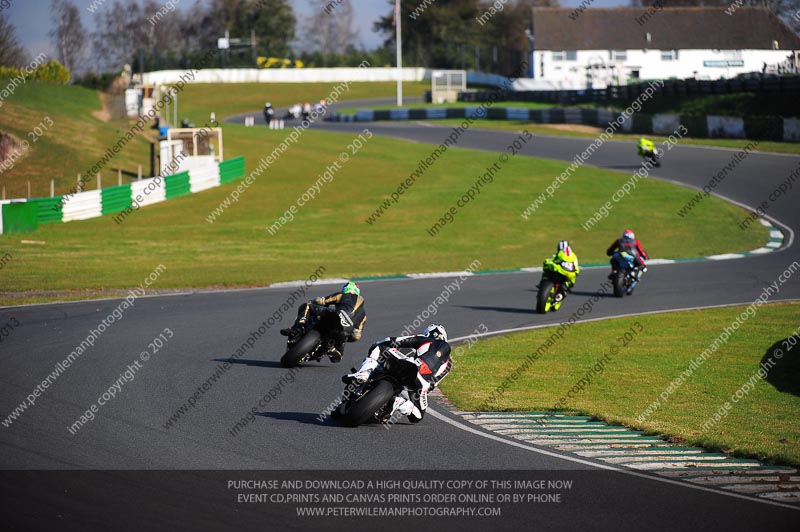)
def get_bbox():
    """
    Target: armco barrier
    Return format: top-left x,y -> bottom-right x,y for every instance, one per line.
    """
31,197 -> 64,225
220,156 -> 245,184
101,185 -> 133,216
165,171 -> 191,199
0,156 -> 245,235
